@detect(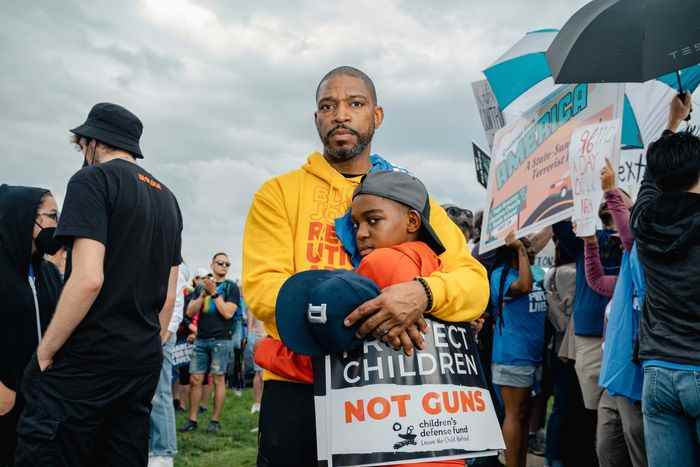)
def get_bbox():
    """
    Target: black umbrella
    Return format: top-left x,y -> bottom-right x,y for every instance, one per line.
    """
547,0 -> 700,87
